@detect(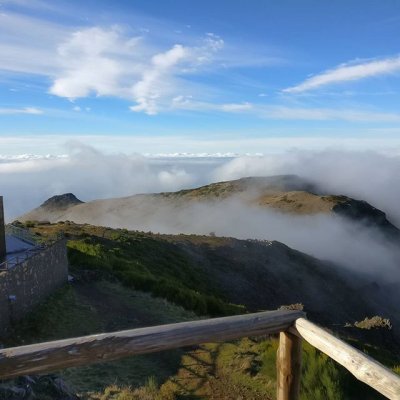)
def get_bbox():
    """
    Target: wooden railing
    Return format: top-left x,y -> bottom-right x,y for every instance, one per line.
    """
0,310 -> 399,399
